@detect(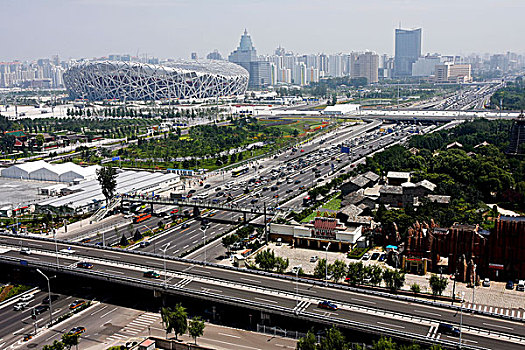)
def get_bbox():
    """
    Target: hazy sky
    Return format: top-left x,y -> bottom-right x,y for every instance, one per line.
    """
1,0 -> 524,61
